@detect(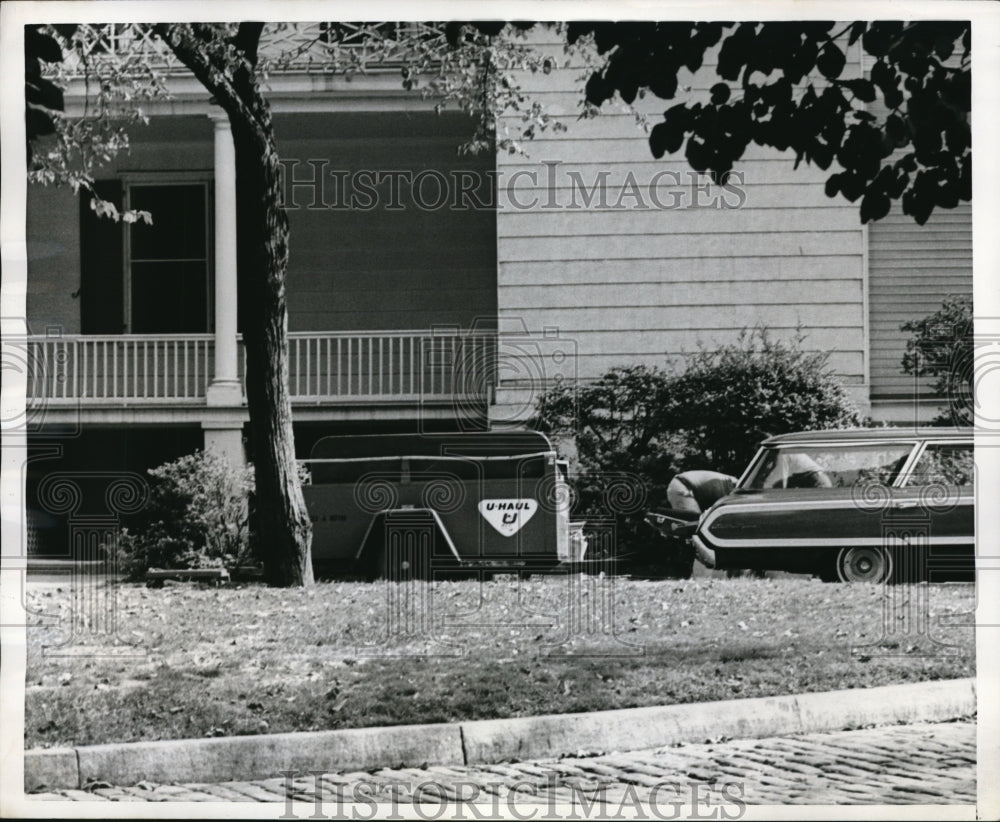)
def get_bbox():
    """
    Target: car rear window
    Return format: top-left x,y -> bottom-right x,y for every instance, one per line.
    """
903,443 -> 974,487
744,443 -> 915,489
